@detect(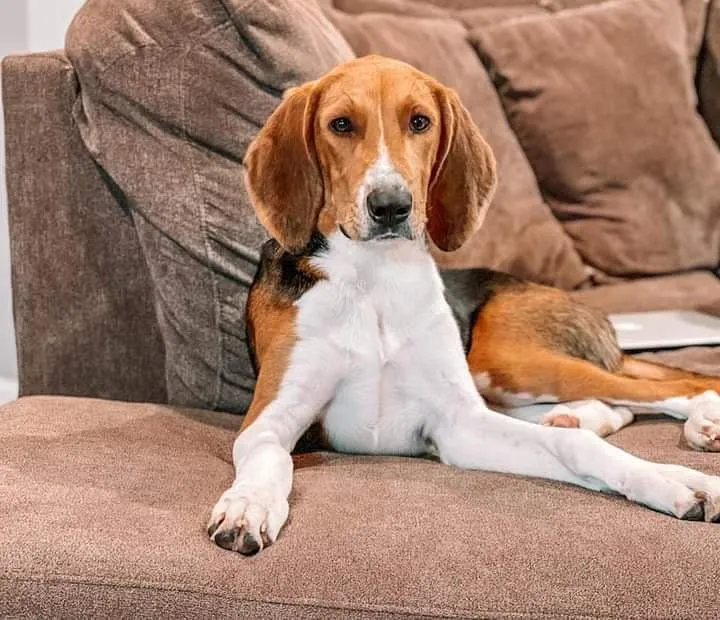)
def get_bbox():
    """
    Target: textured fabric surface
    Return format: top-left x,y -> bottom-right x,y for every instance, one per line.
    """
65,0 -> 354,414
699,0 -> 720,146
471,0 -> 720,277
545,0 -> 711,74
325,8 -> 587,287
1,53 -> 166,404
3,395 -> 720,618
334,0 -> 711,73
